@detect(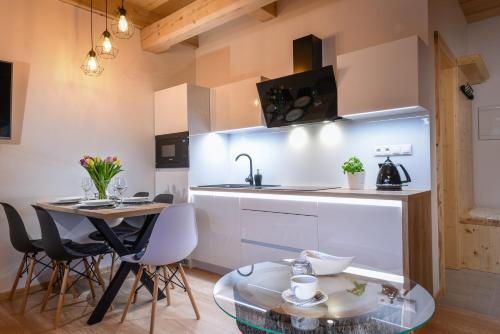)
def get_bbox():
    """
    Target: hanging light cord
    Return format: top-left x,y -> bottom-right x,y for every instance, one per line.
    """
105,0 -> 108,29
90,0 -> 94,49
